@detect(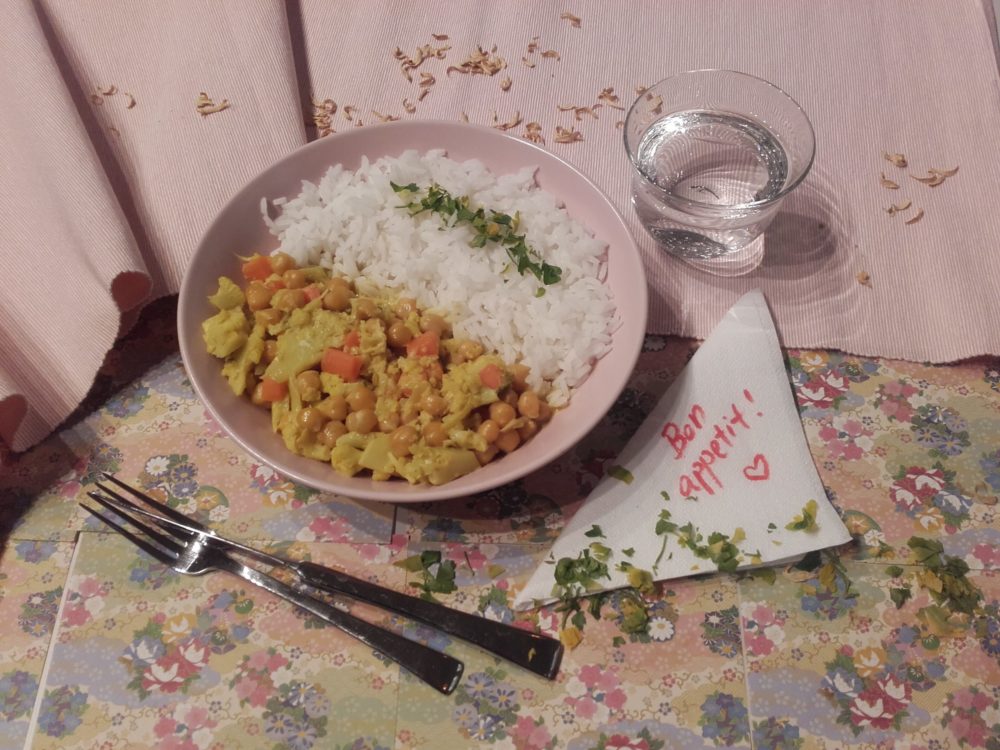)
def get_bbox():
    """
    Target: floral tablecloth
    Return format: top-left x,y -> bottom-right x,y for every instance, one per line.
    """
1,296 -> 999,749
